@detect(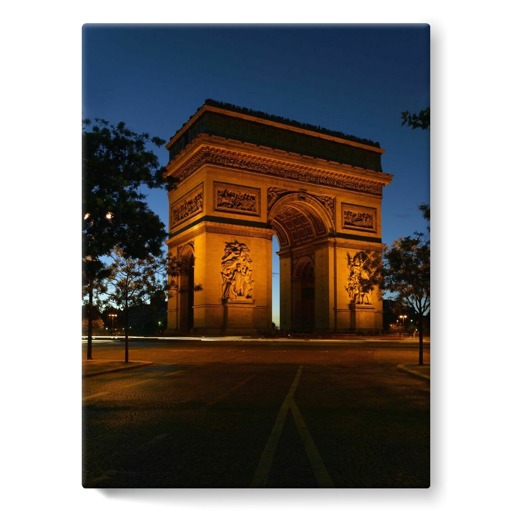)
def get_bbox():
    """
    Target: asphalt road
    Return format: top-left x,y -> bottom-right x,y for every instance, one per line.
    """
82,341 -> 430,488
